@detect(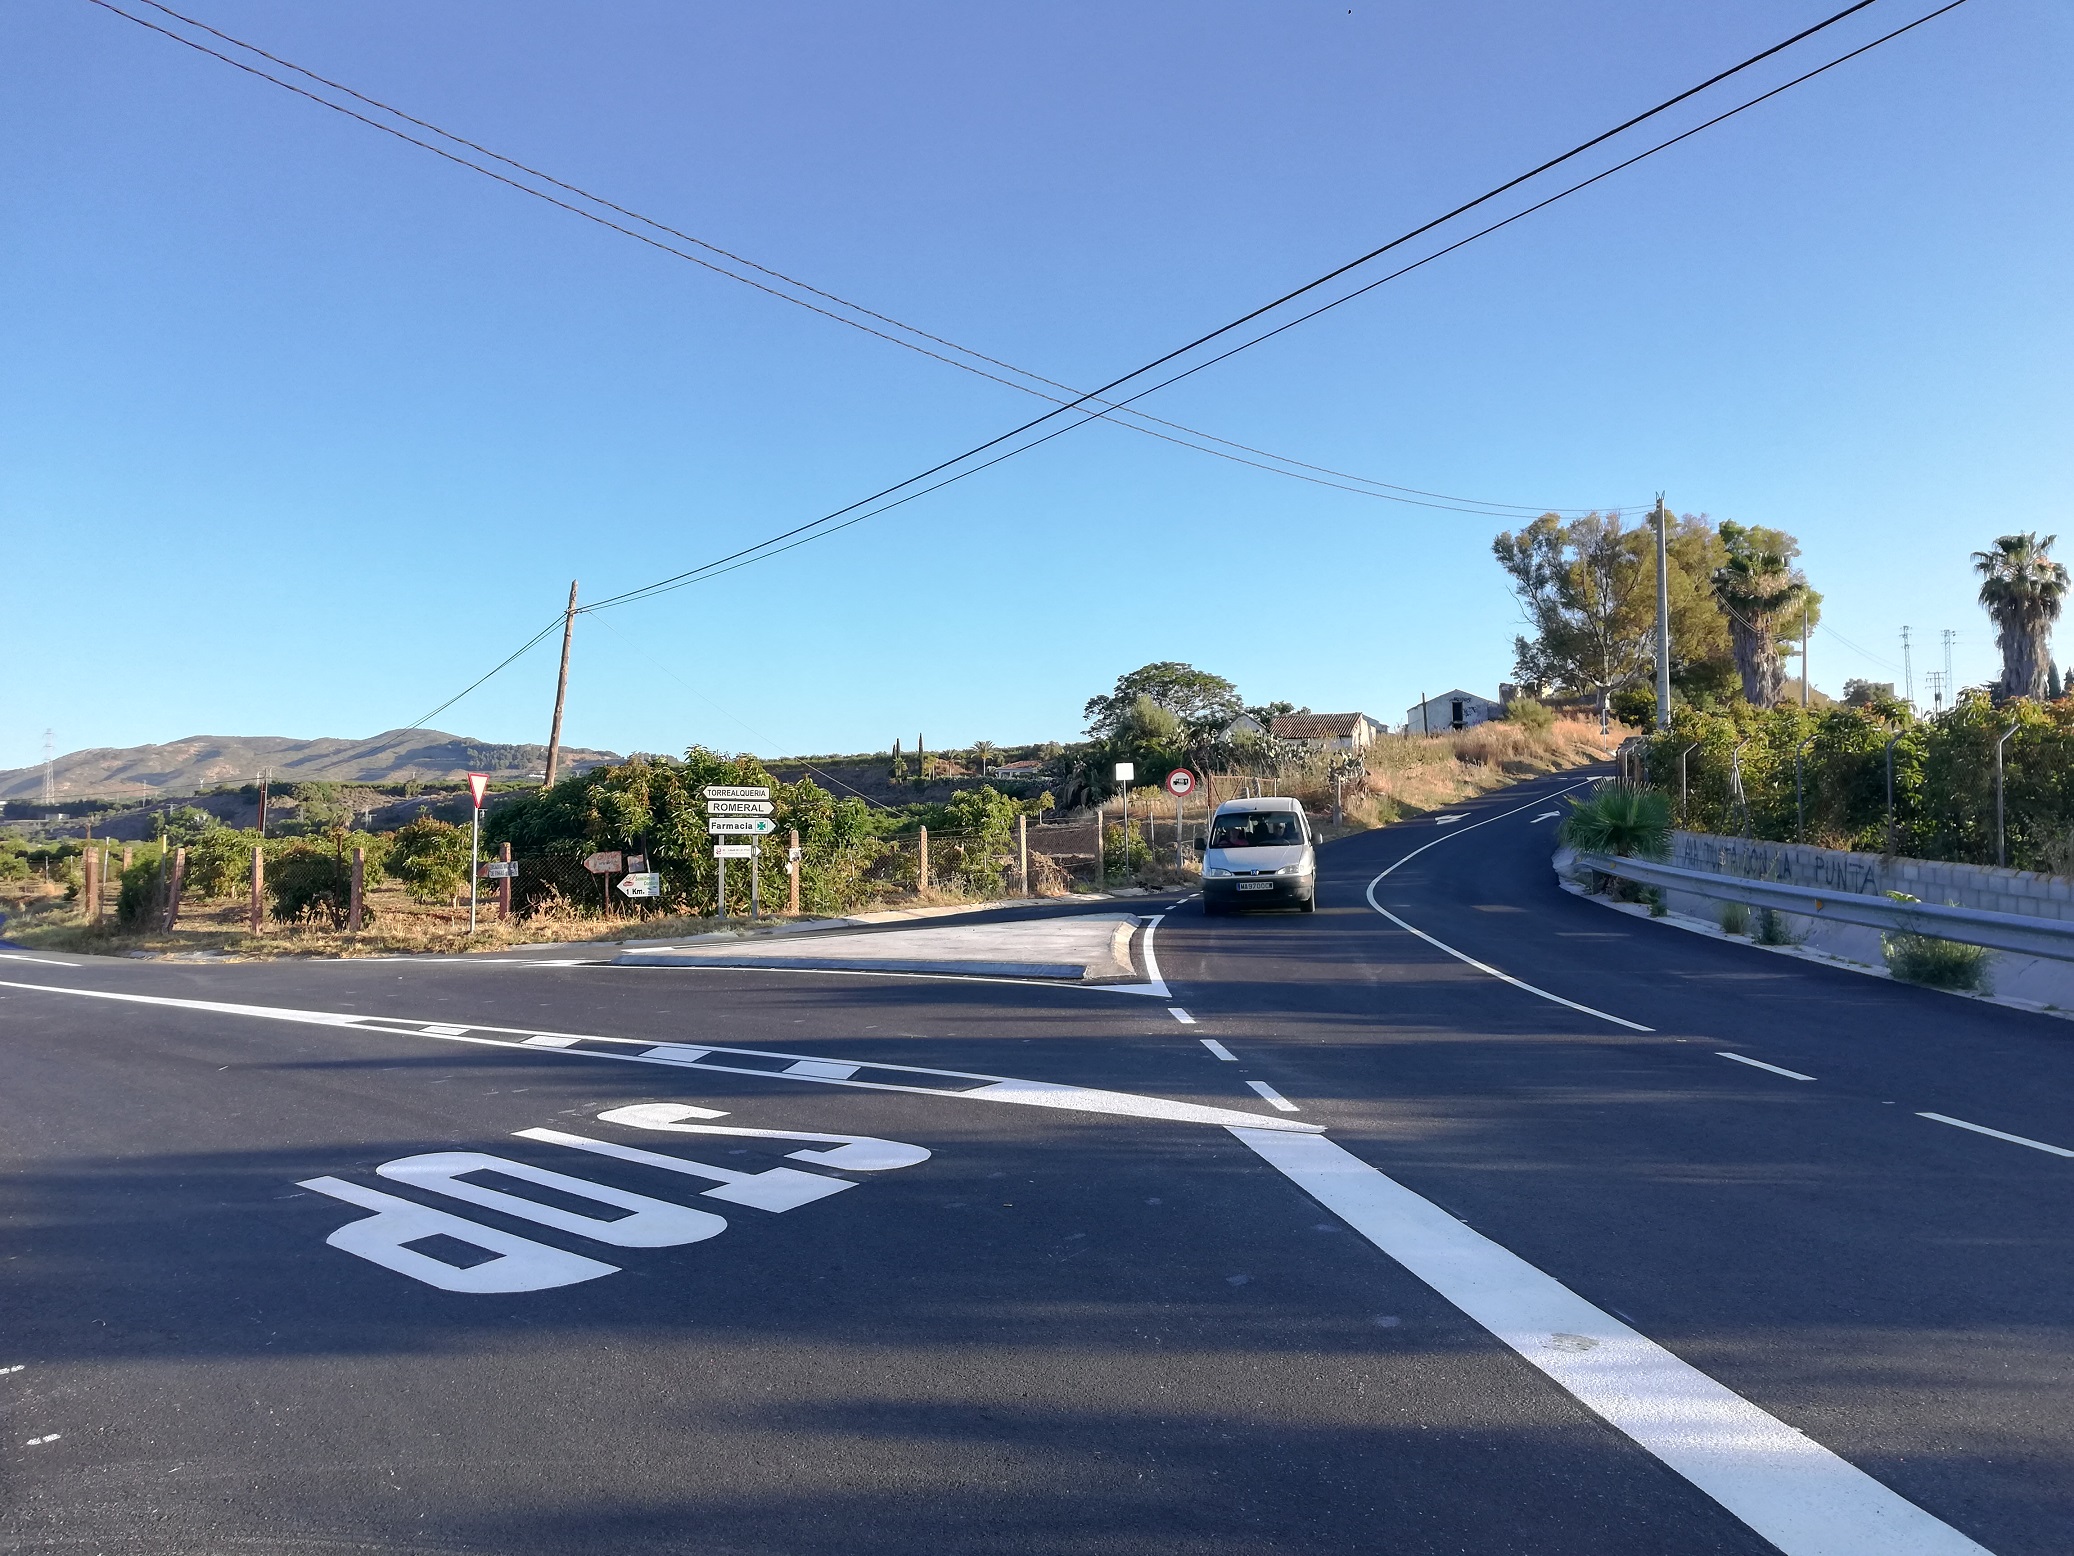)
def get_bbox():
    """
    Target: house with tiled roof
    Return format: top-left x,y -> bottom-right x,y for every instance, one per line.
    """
1269,712 -> 1384,752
